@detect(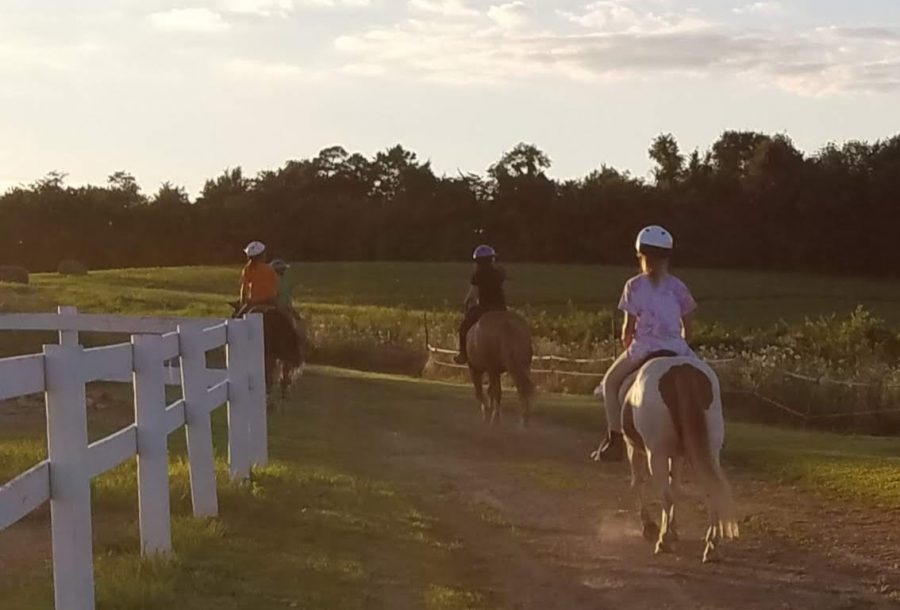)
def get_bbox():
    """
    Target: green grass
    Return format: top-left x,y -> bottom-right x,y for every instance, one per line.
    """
1,368 -> 899,608
0,371 -> 501,609
3,264 -> 900,606
6,262 -> 900,327
4,262 -> 900,379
